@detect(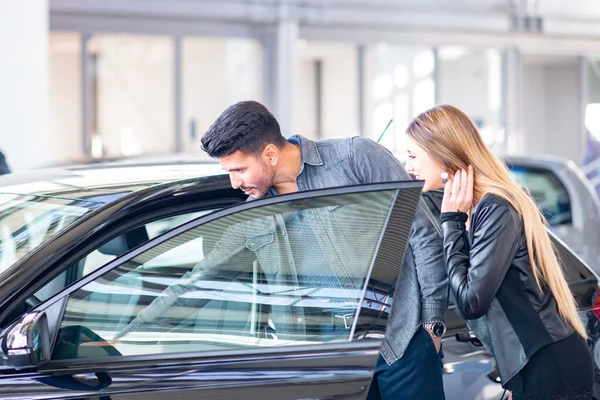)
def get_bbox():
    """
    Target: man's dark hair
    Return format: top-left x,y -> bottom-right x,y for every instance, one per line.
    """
201,101 -> 287,158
